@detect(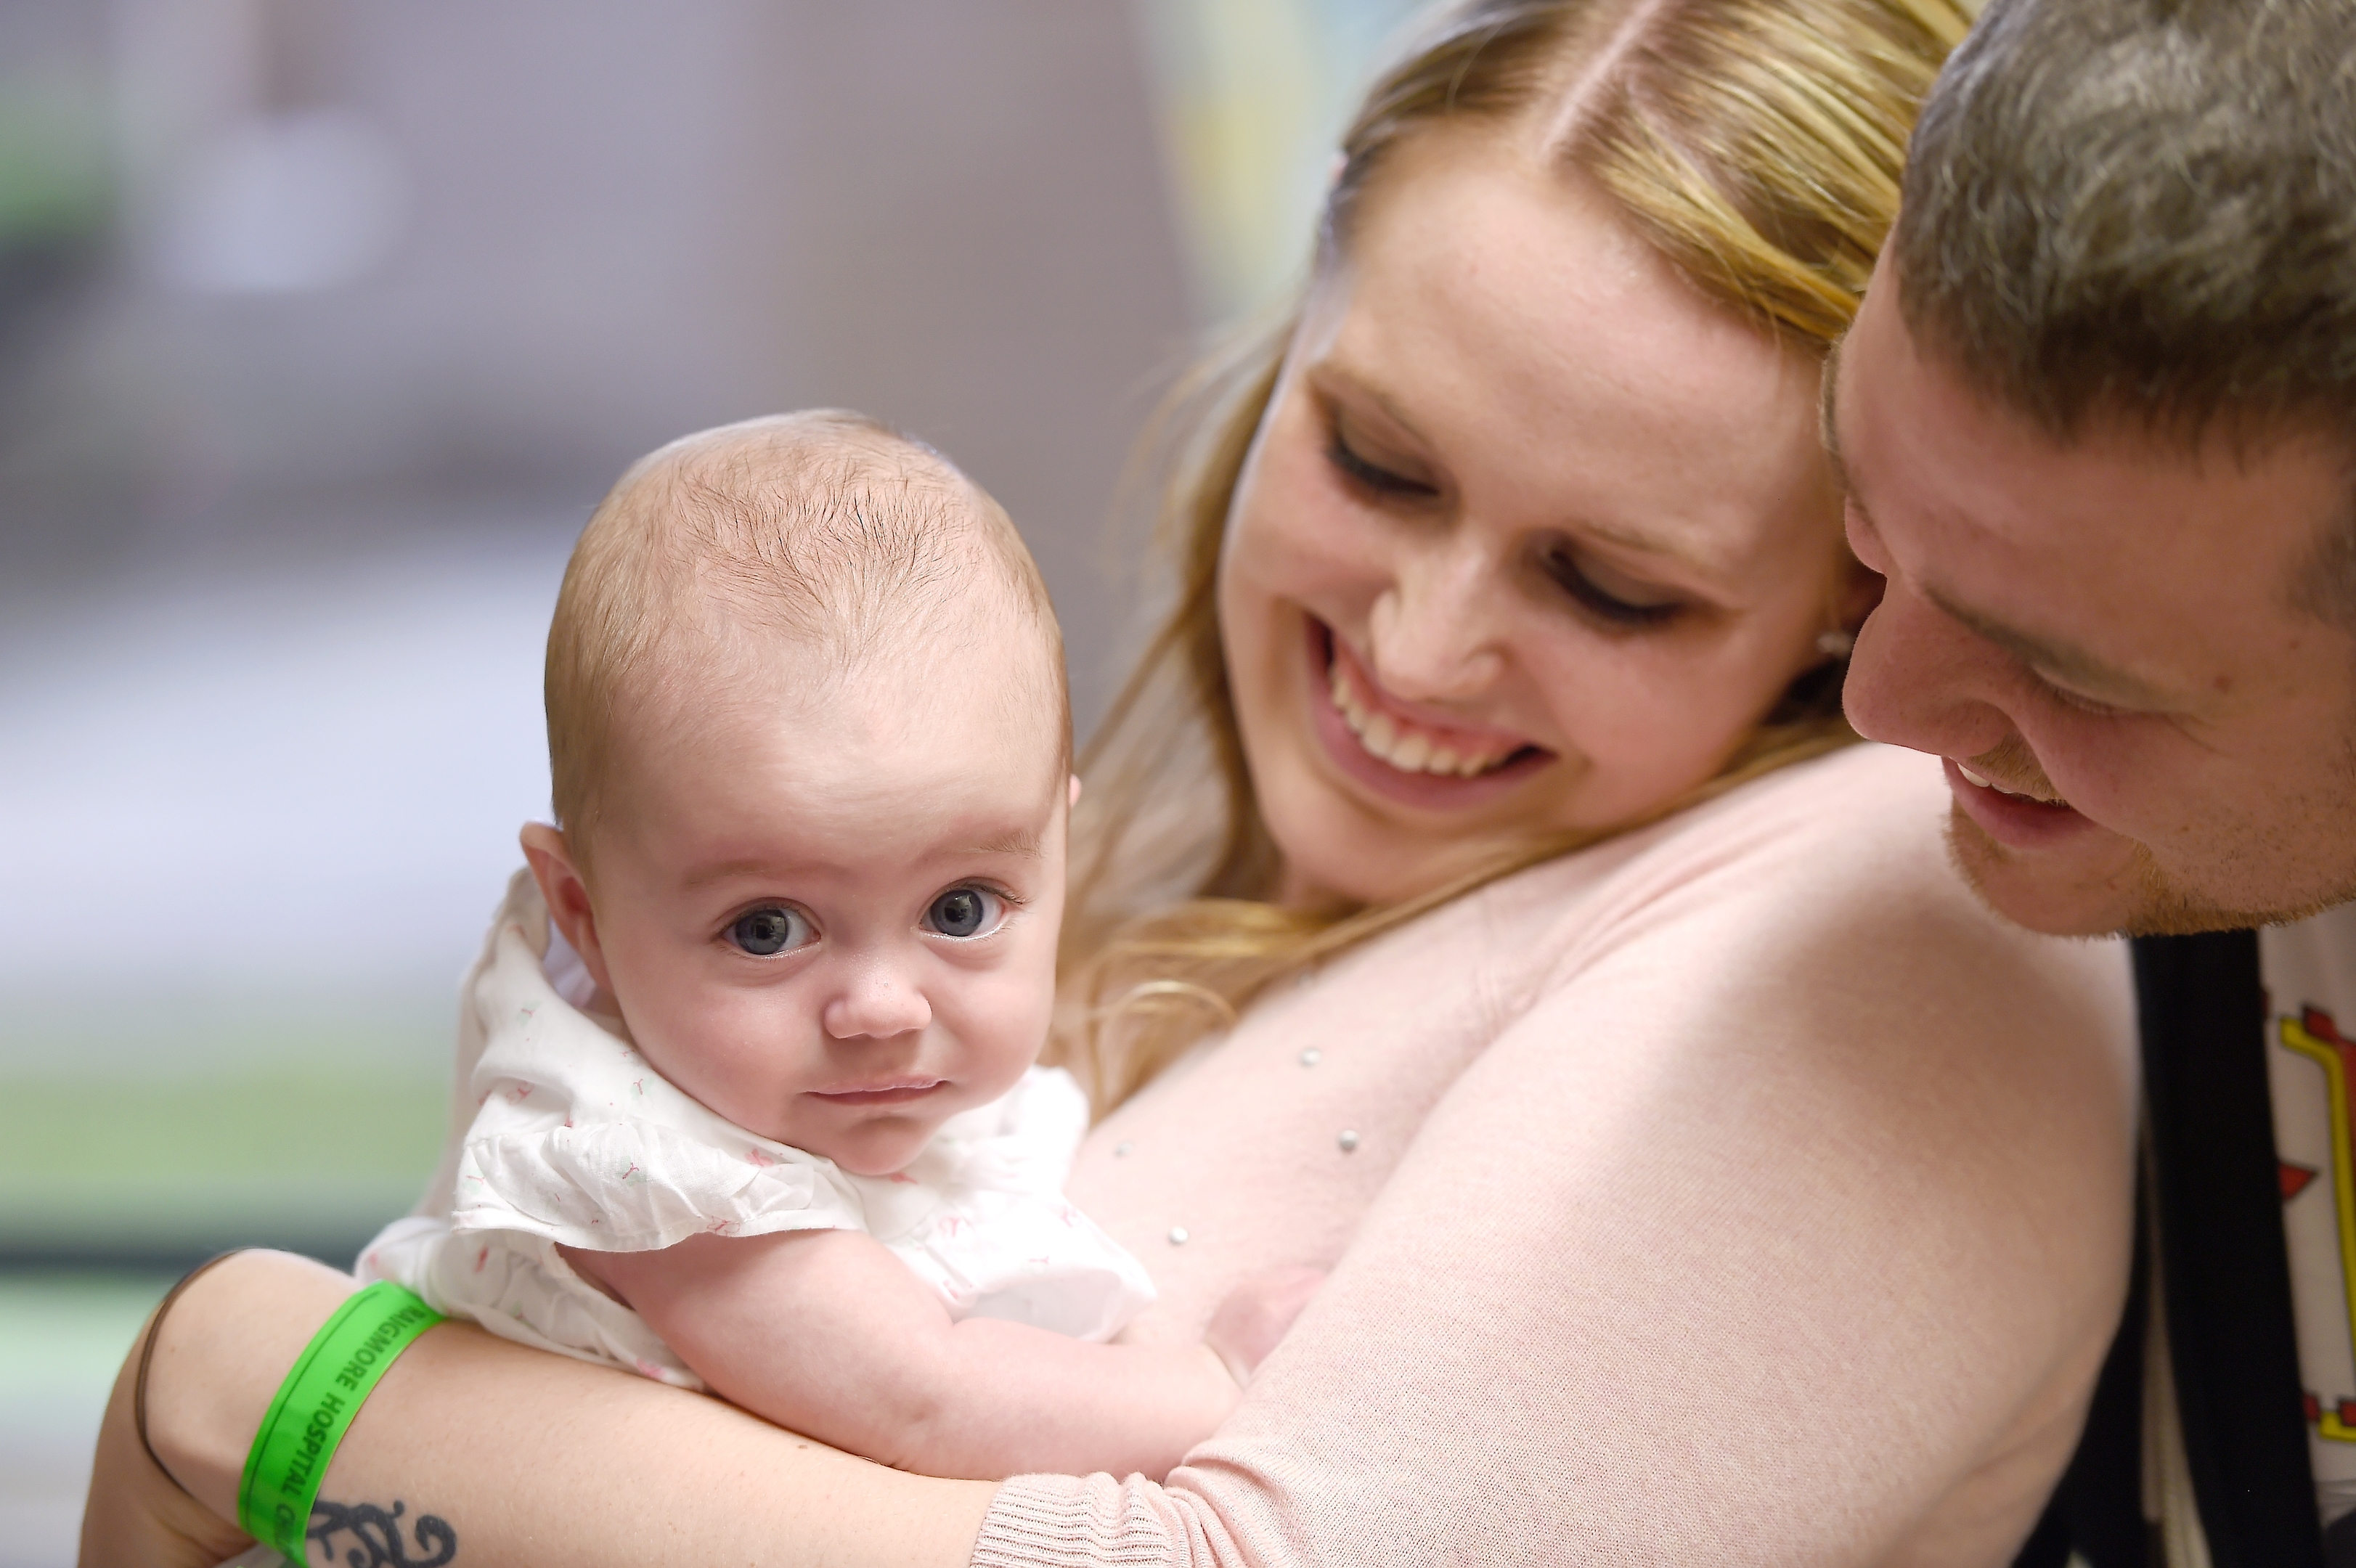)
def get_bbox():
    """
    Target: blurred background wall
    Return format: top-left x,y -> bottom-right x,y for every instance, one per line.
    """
0,1 -> 1418,1559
